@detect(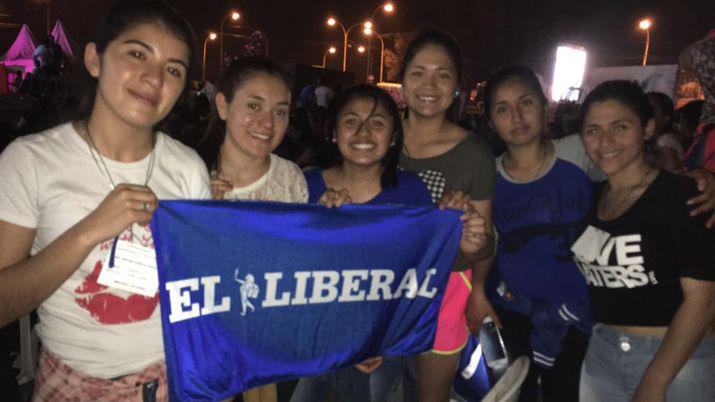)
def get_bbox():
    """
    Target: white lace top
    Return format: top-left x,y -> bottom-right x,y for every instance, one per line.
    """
222,153 -> 308,203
